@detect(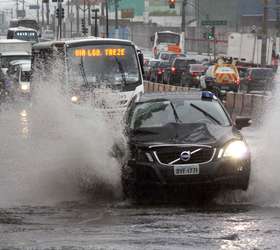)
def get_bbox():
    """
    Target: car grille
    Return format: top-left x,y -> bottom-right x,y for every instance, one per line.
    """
153,145 -> 215,165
